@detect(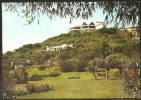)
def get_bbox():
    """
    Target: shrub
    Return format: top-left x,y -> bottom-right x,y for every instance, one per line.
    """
13,68 -> 29,84
25,83 -> 50,93
60,60 -> 74,72
41,74 -> 50,77
49,70 -> 61,77
13,86 -> 30,96
13,83 -> 51,96
38,66 -> 46,70
29,74 -> 42,81
2,68 -> 17,99
29,68 -> 61,81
